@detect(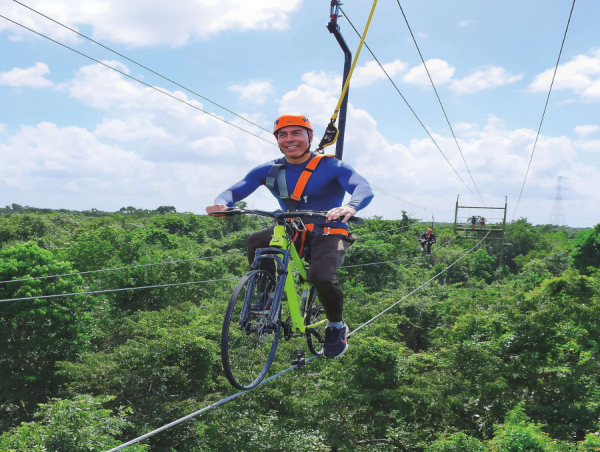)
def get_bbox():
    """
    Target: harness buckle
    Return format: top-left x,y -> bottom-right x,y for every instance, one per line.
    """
323,227 -> 331,236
